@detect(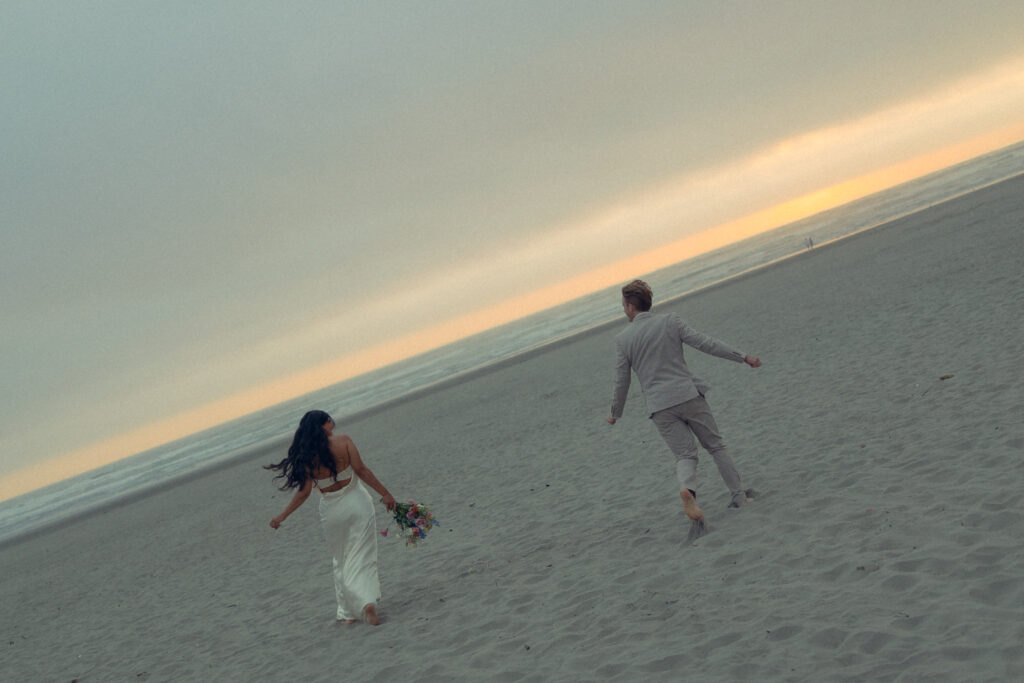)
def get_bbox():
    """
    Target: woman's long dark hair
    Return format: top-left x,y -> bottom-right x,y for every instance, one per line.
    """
265,410 -> 338,490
